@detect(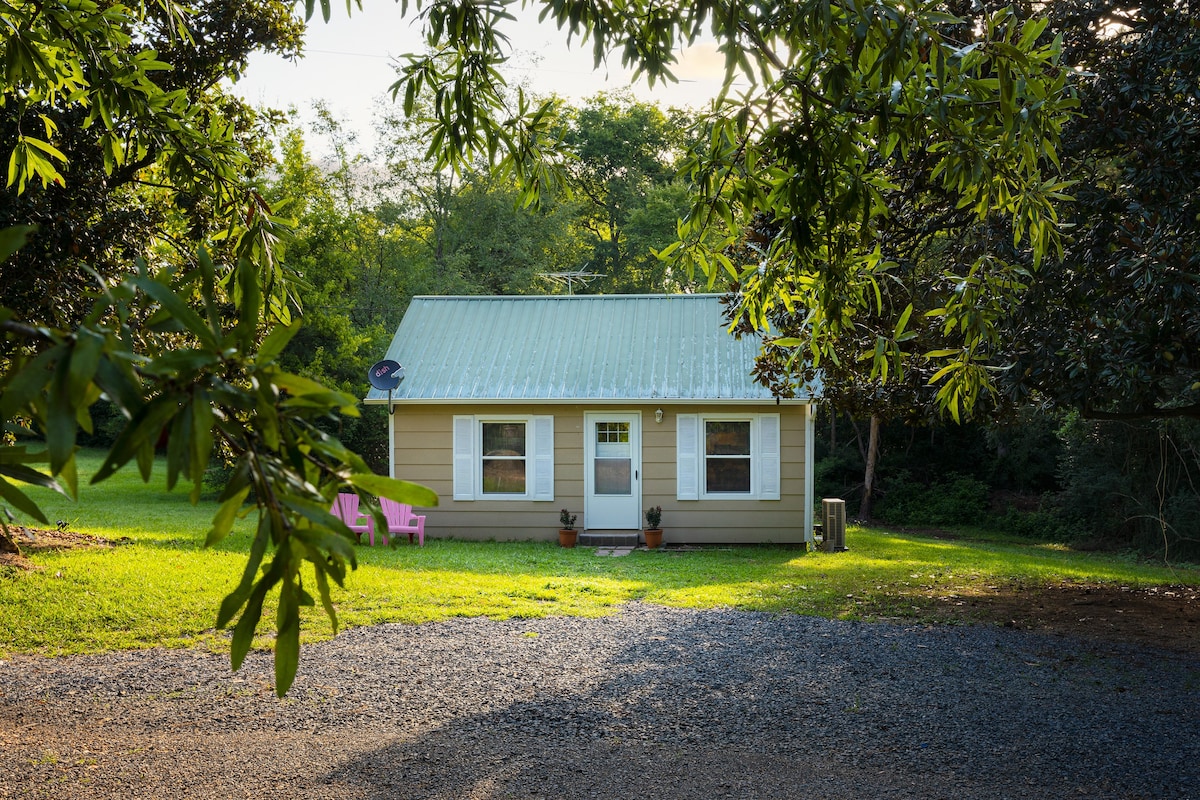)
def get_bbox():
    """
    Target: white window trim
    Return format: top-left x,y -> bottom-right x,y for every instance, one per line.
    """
453,414 -> 554,502
677,413 -> 780,501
